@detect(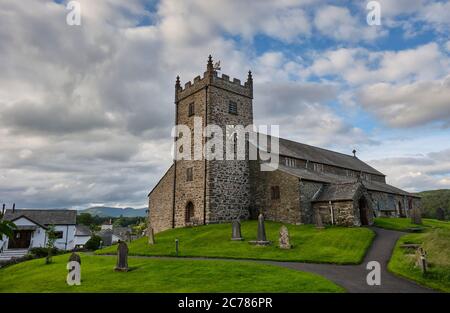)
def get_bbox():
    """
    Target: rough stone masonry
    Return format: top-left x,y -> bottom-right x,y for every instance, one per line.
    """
148,56 -> 421,234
